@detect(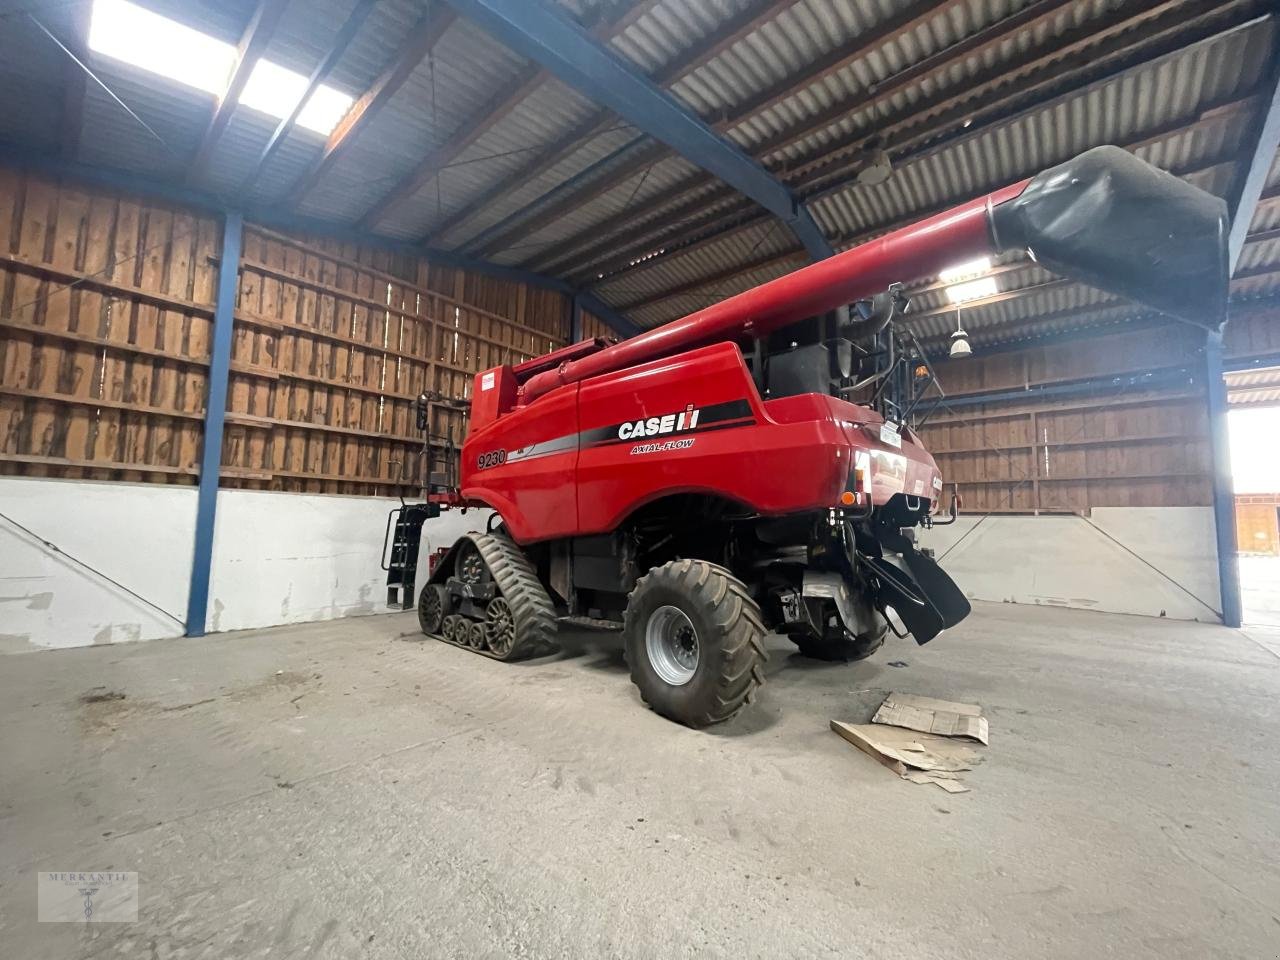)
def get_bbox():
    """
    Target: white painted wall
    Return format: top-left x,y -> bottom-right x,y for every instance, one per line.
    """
919,507 -> 1222,622
1,472 -> 1220,649
0,477 -> 195,652
206,491 -> 489,634
0,475 -> 489,652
